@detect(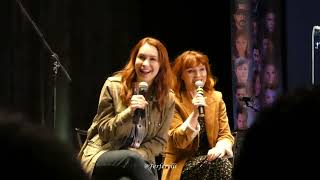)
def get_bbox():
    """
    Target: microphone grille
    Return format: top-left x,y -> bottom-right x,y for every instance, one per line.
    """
139,81 -> 148,91
195,80 -> 204,88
